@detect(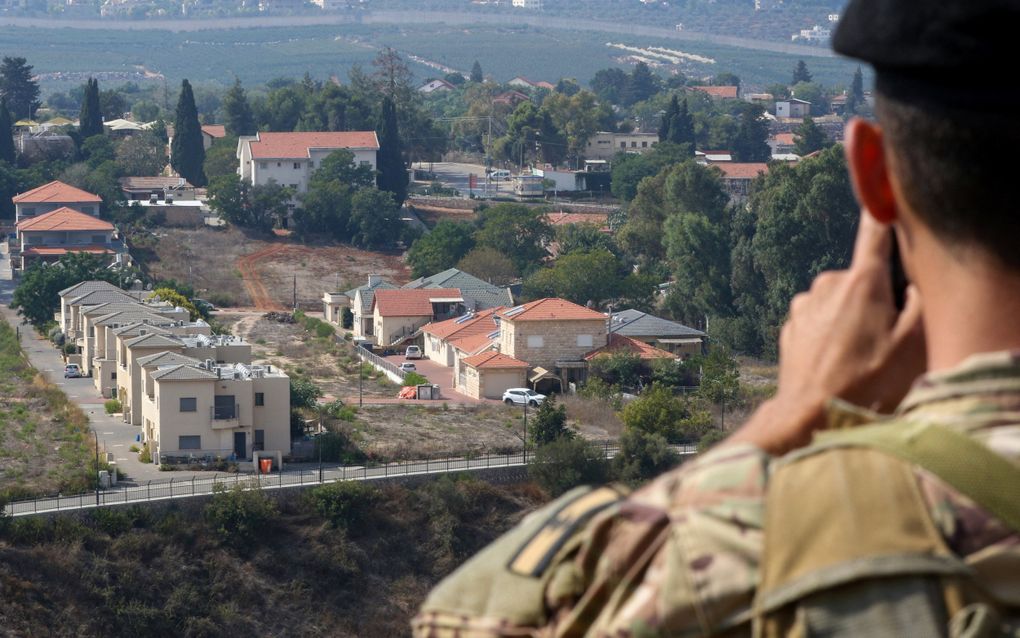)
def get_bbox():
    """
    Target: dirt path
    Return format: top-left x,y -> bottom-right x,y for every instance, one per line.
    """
235,243 -> 314,311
